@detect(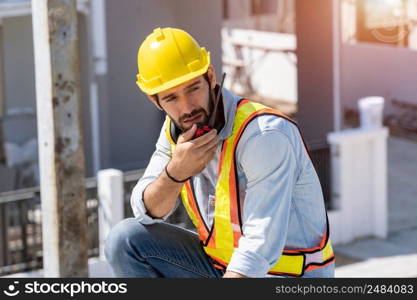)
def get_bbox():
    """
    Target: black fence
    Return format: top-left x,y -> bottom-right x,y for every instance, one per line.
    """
309,144 -> 332,210
0,186 -> 43,276
0,170 -> 144,277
